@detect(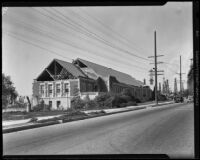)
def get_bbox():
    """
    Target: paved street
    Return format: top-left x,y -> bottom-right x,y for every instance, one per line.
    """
3,103 -> 194,158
